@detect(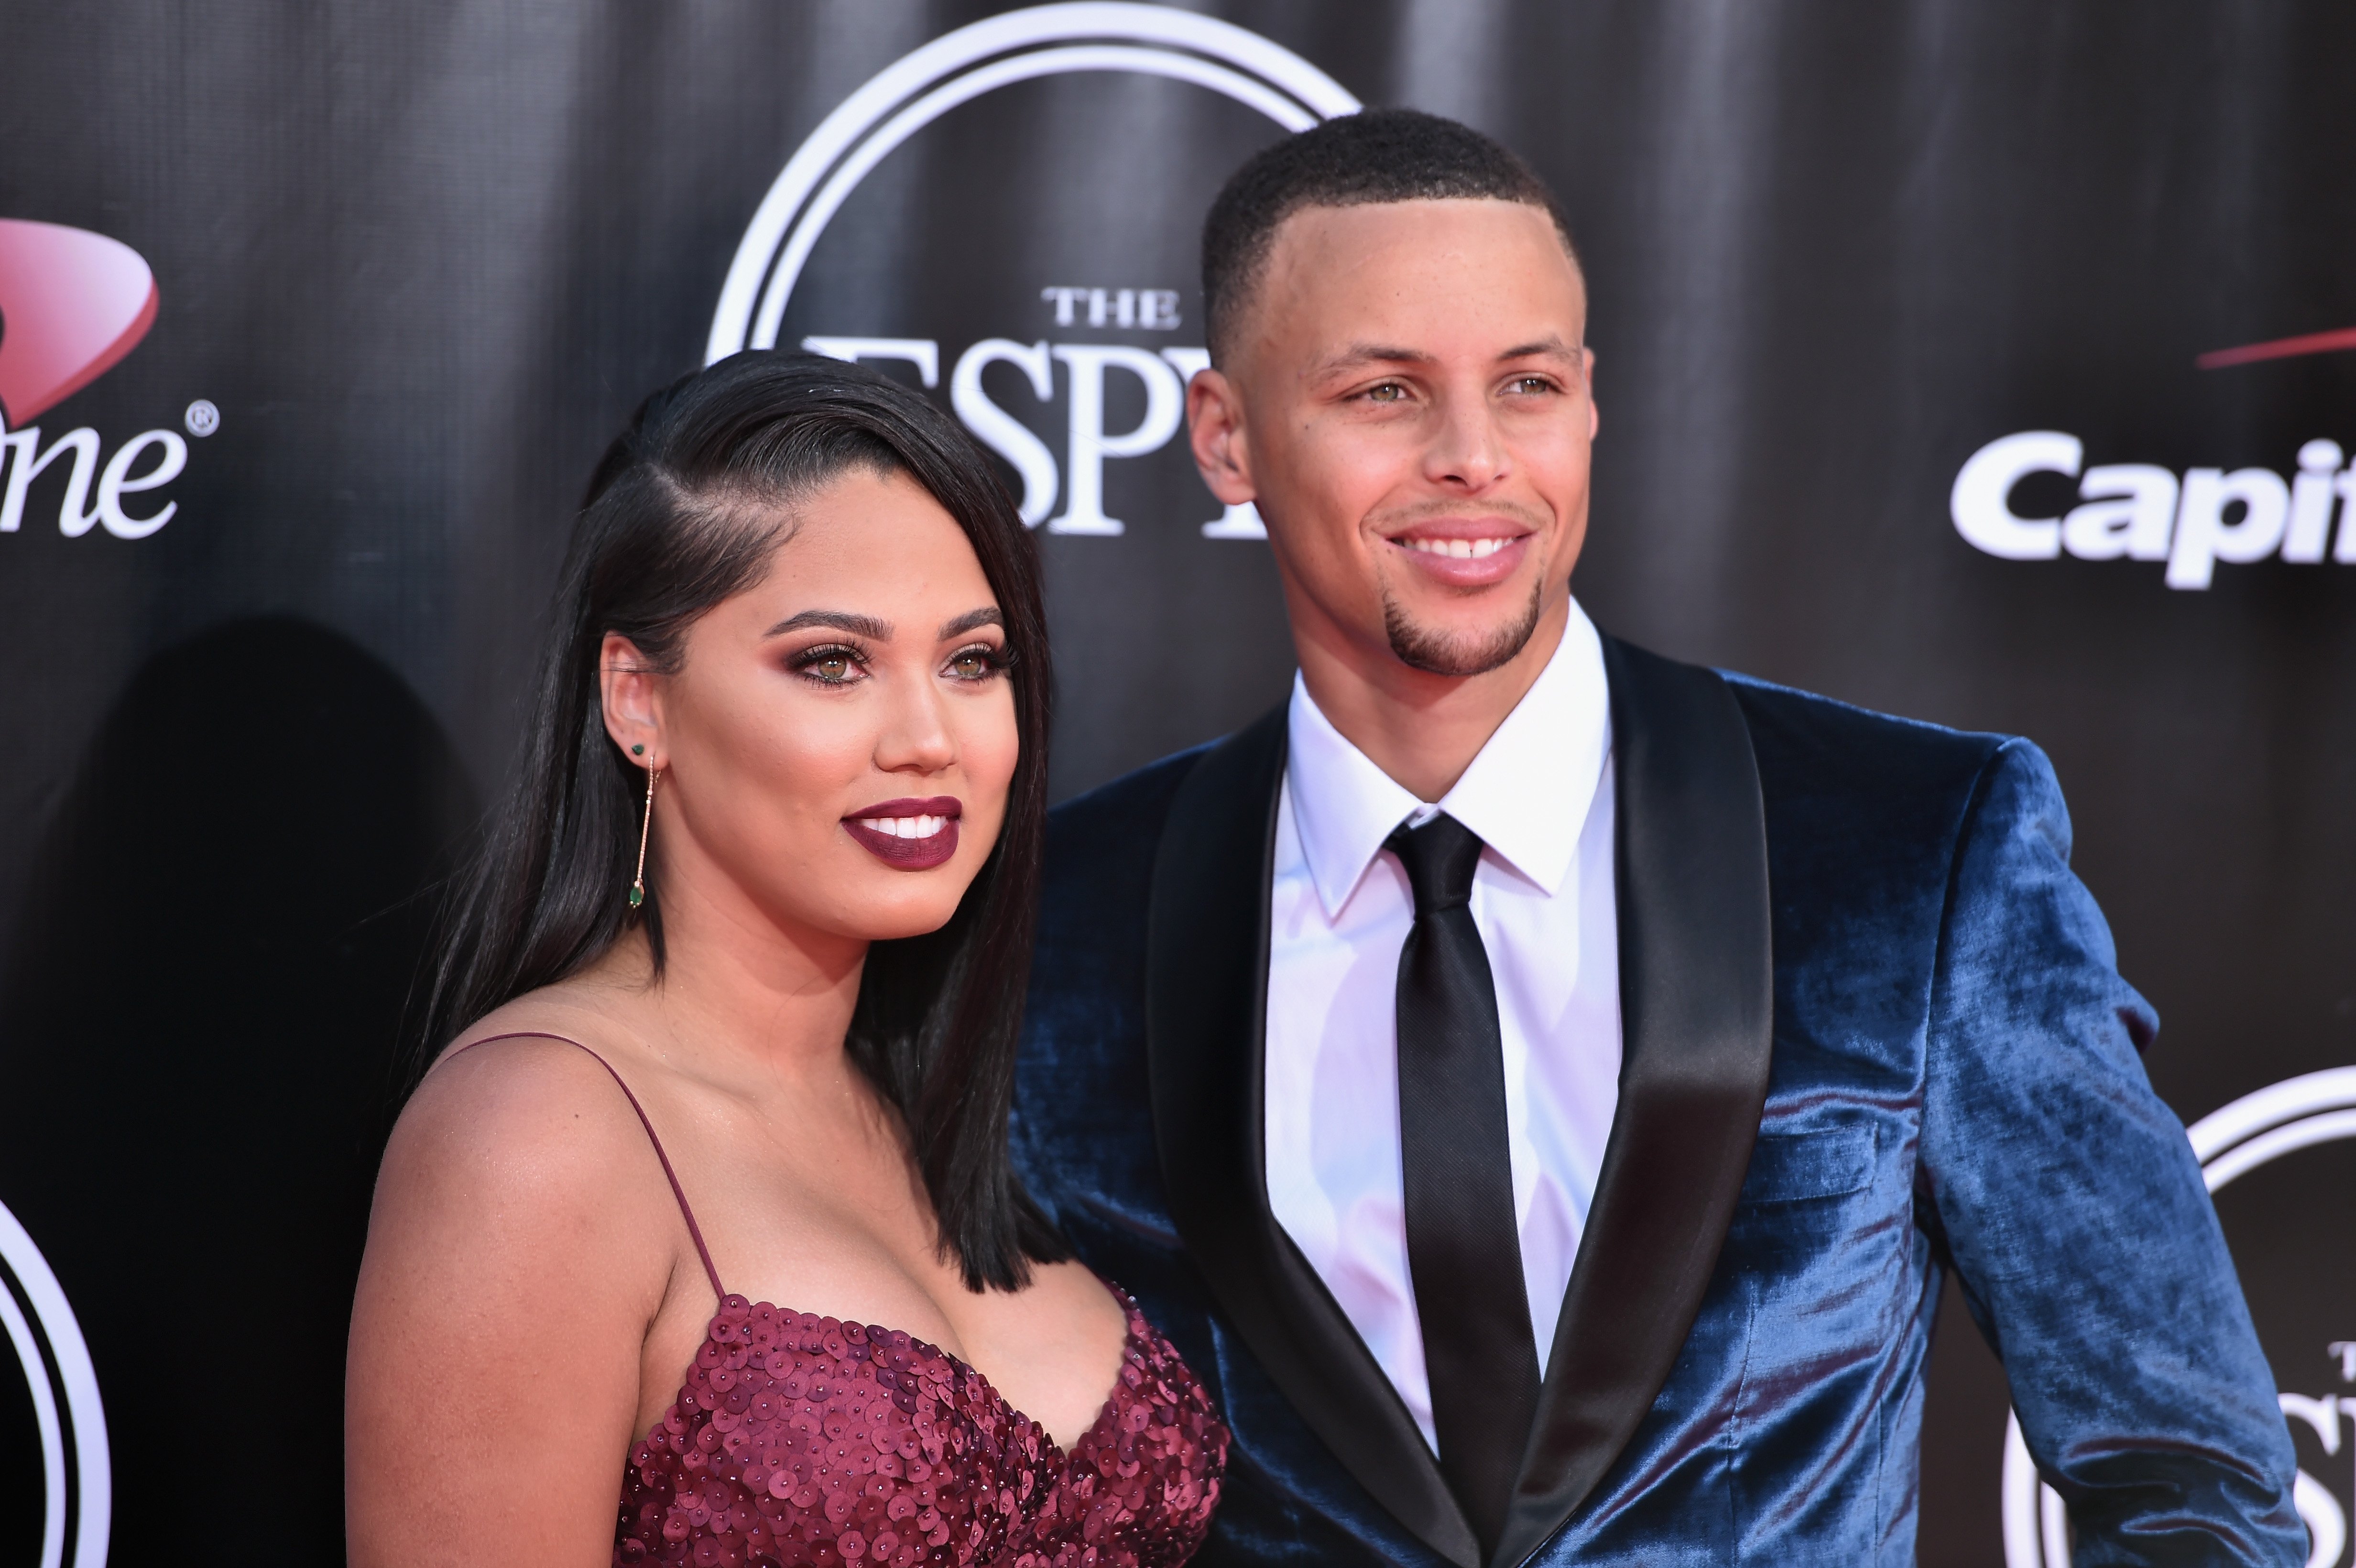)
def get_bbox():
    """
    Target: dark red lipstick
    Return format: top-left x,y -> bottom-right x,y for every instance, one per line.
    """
841,795 -> 963,870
